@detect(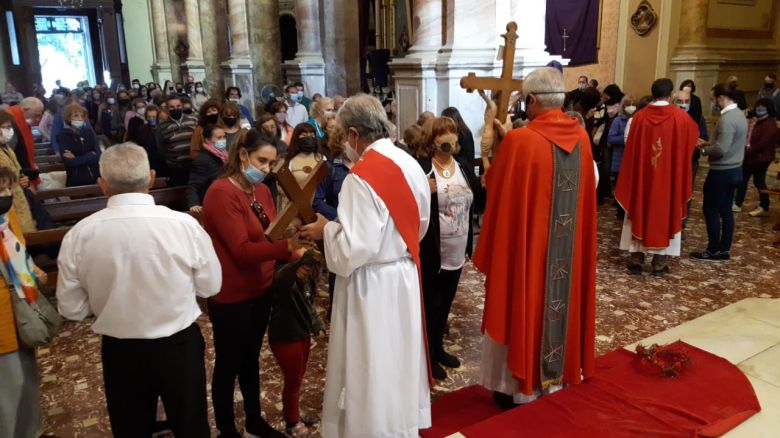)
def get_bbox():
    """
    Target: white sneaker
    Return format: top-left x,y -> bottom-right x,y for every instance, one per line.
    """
732,203 -> 742,212
749,207 -> 769,217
